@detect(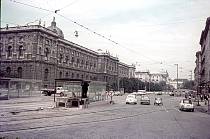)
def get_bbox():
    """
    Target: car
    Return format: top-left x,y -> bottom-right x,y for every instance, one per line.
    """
113,91 -> 124,96
169,92 -> 174,96
154,98 -> 163,105
41,87 -> 68,96
155,92 -> 162,95
179,99 -> 194,112
140,95 -> 150,105
126,94 -> 137,104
